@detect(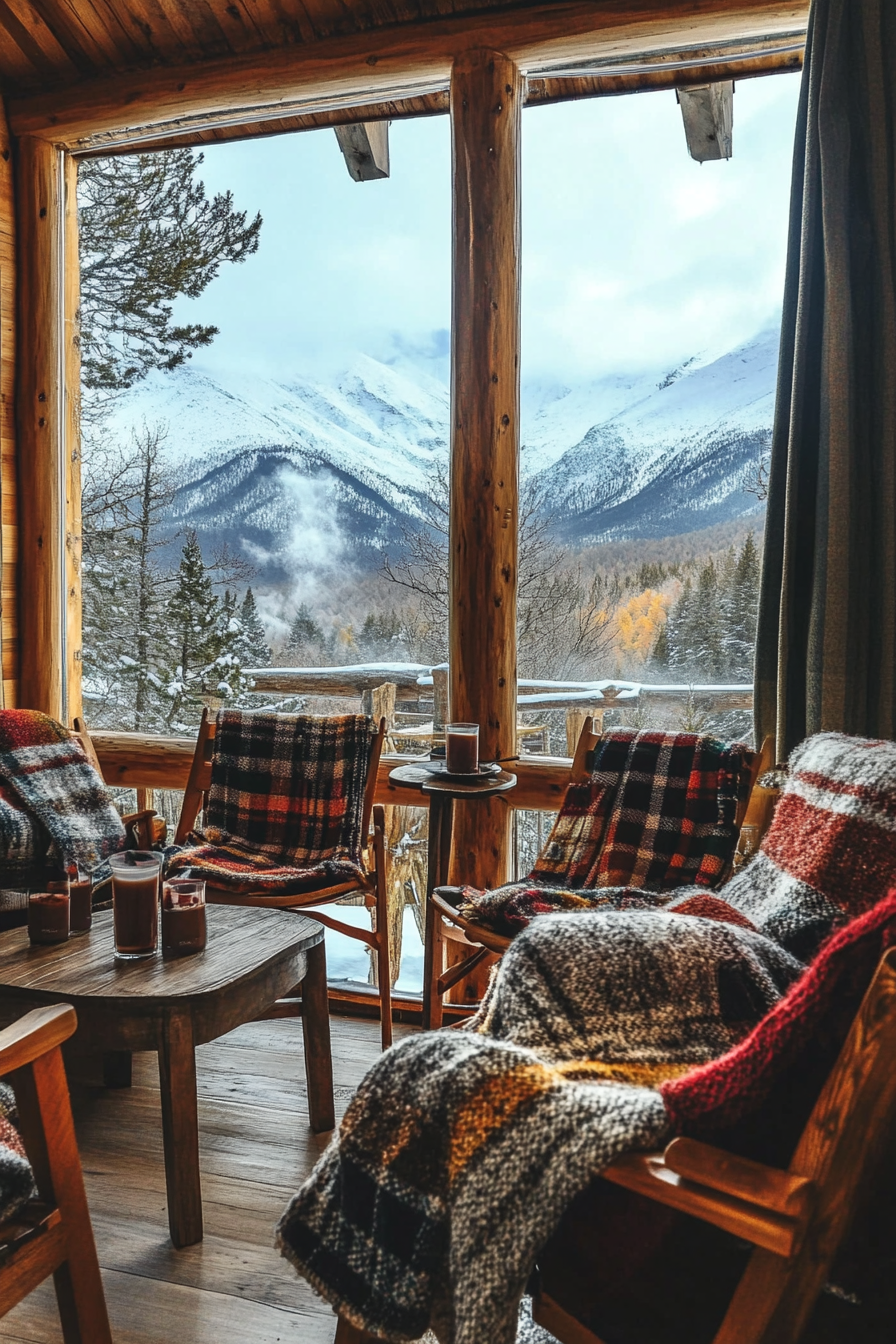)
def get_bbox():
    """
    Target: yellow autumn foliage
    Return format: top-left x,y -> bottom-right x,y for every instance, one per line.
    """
614,589 -> 670,664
